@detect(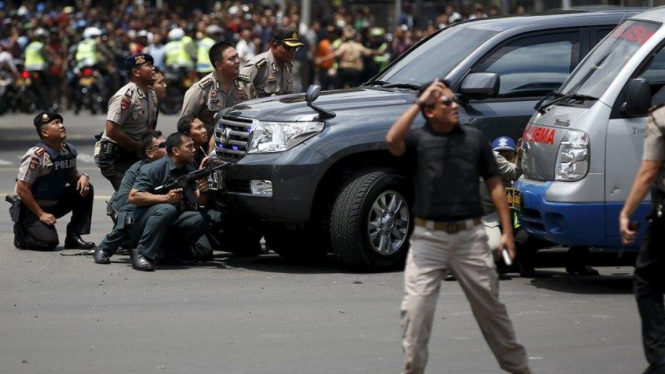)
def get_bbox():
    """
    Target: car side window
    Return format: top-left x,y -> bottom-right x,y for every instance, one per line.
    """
636,45 -> 665,106
472,32 -> 581,99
